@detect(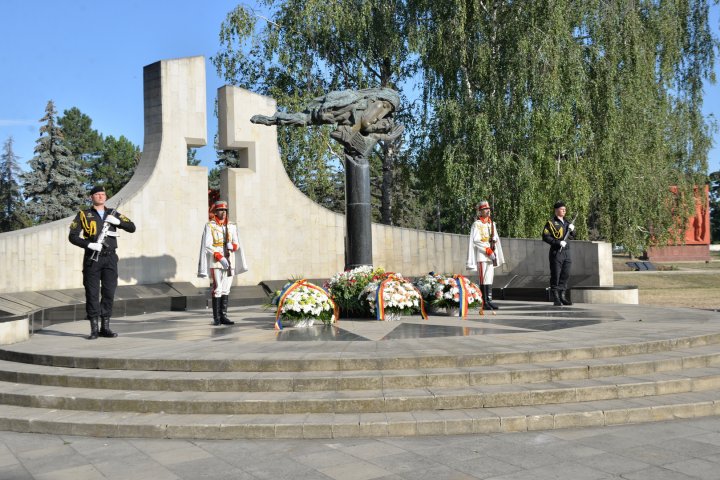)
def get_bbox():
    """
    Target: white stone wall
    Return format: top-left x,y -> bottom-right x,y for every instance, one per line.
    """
217,86 -> 613,286
0,60 -> 613,295
0,57 -> 209,294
